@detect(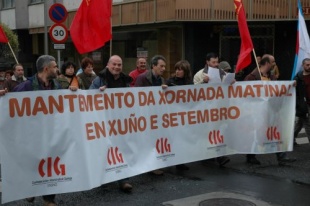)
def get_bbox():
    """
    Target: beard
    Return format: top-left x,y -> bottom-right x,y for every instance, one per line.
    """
47,72 -> 57,80
304,68 -> 310,73
16,76 -> 24,82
